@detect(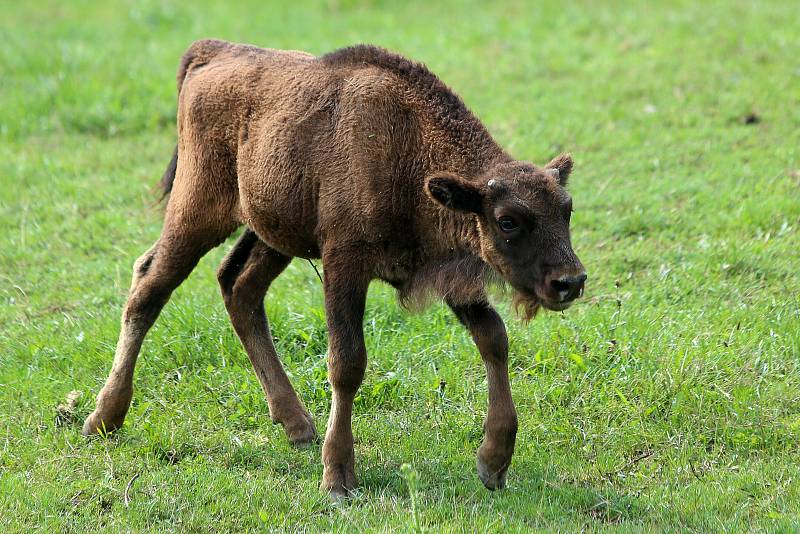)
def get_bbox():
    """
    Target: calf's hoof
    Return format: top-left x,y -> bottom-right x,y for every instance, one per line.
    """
82,385 -> 132,436
477,450 -> 510,491
82,409 -> 125,436
284,411 -> 319,447
320,463 -> 357,500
